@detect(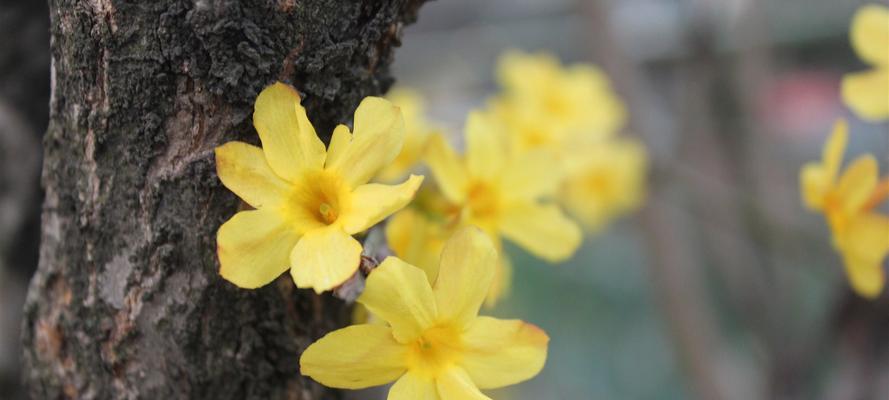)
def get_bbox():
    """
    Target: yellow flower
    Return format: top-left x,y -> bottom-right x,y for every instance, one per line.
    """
425,111 -> 582,261
300,227 -> 549,399
424,111 -> 581,304
376,87 -> 439,183
801,119 -> 889,298
560,138 -> 648,232
386,207 -> 451,284
488,99 -> 569,156
495,50 -> 626,141
215,82 -> 423,293
841,4 -> 889,121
